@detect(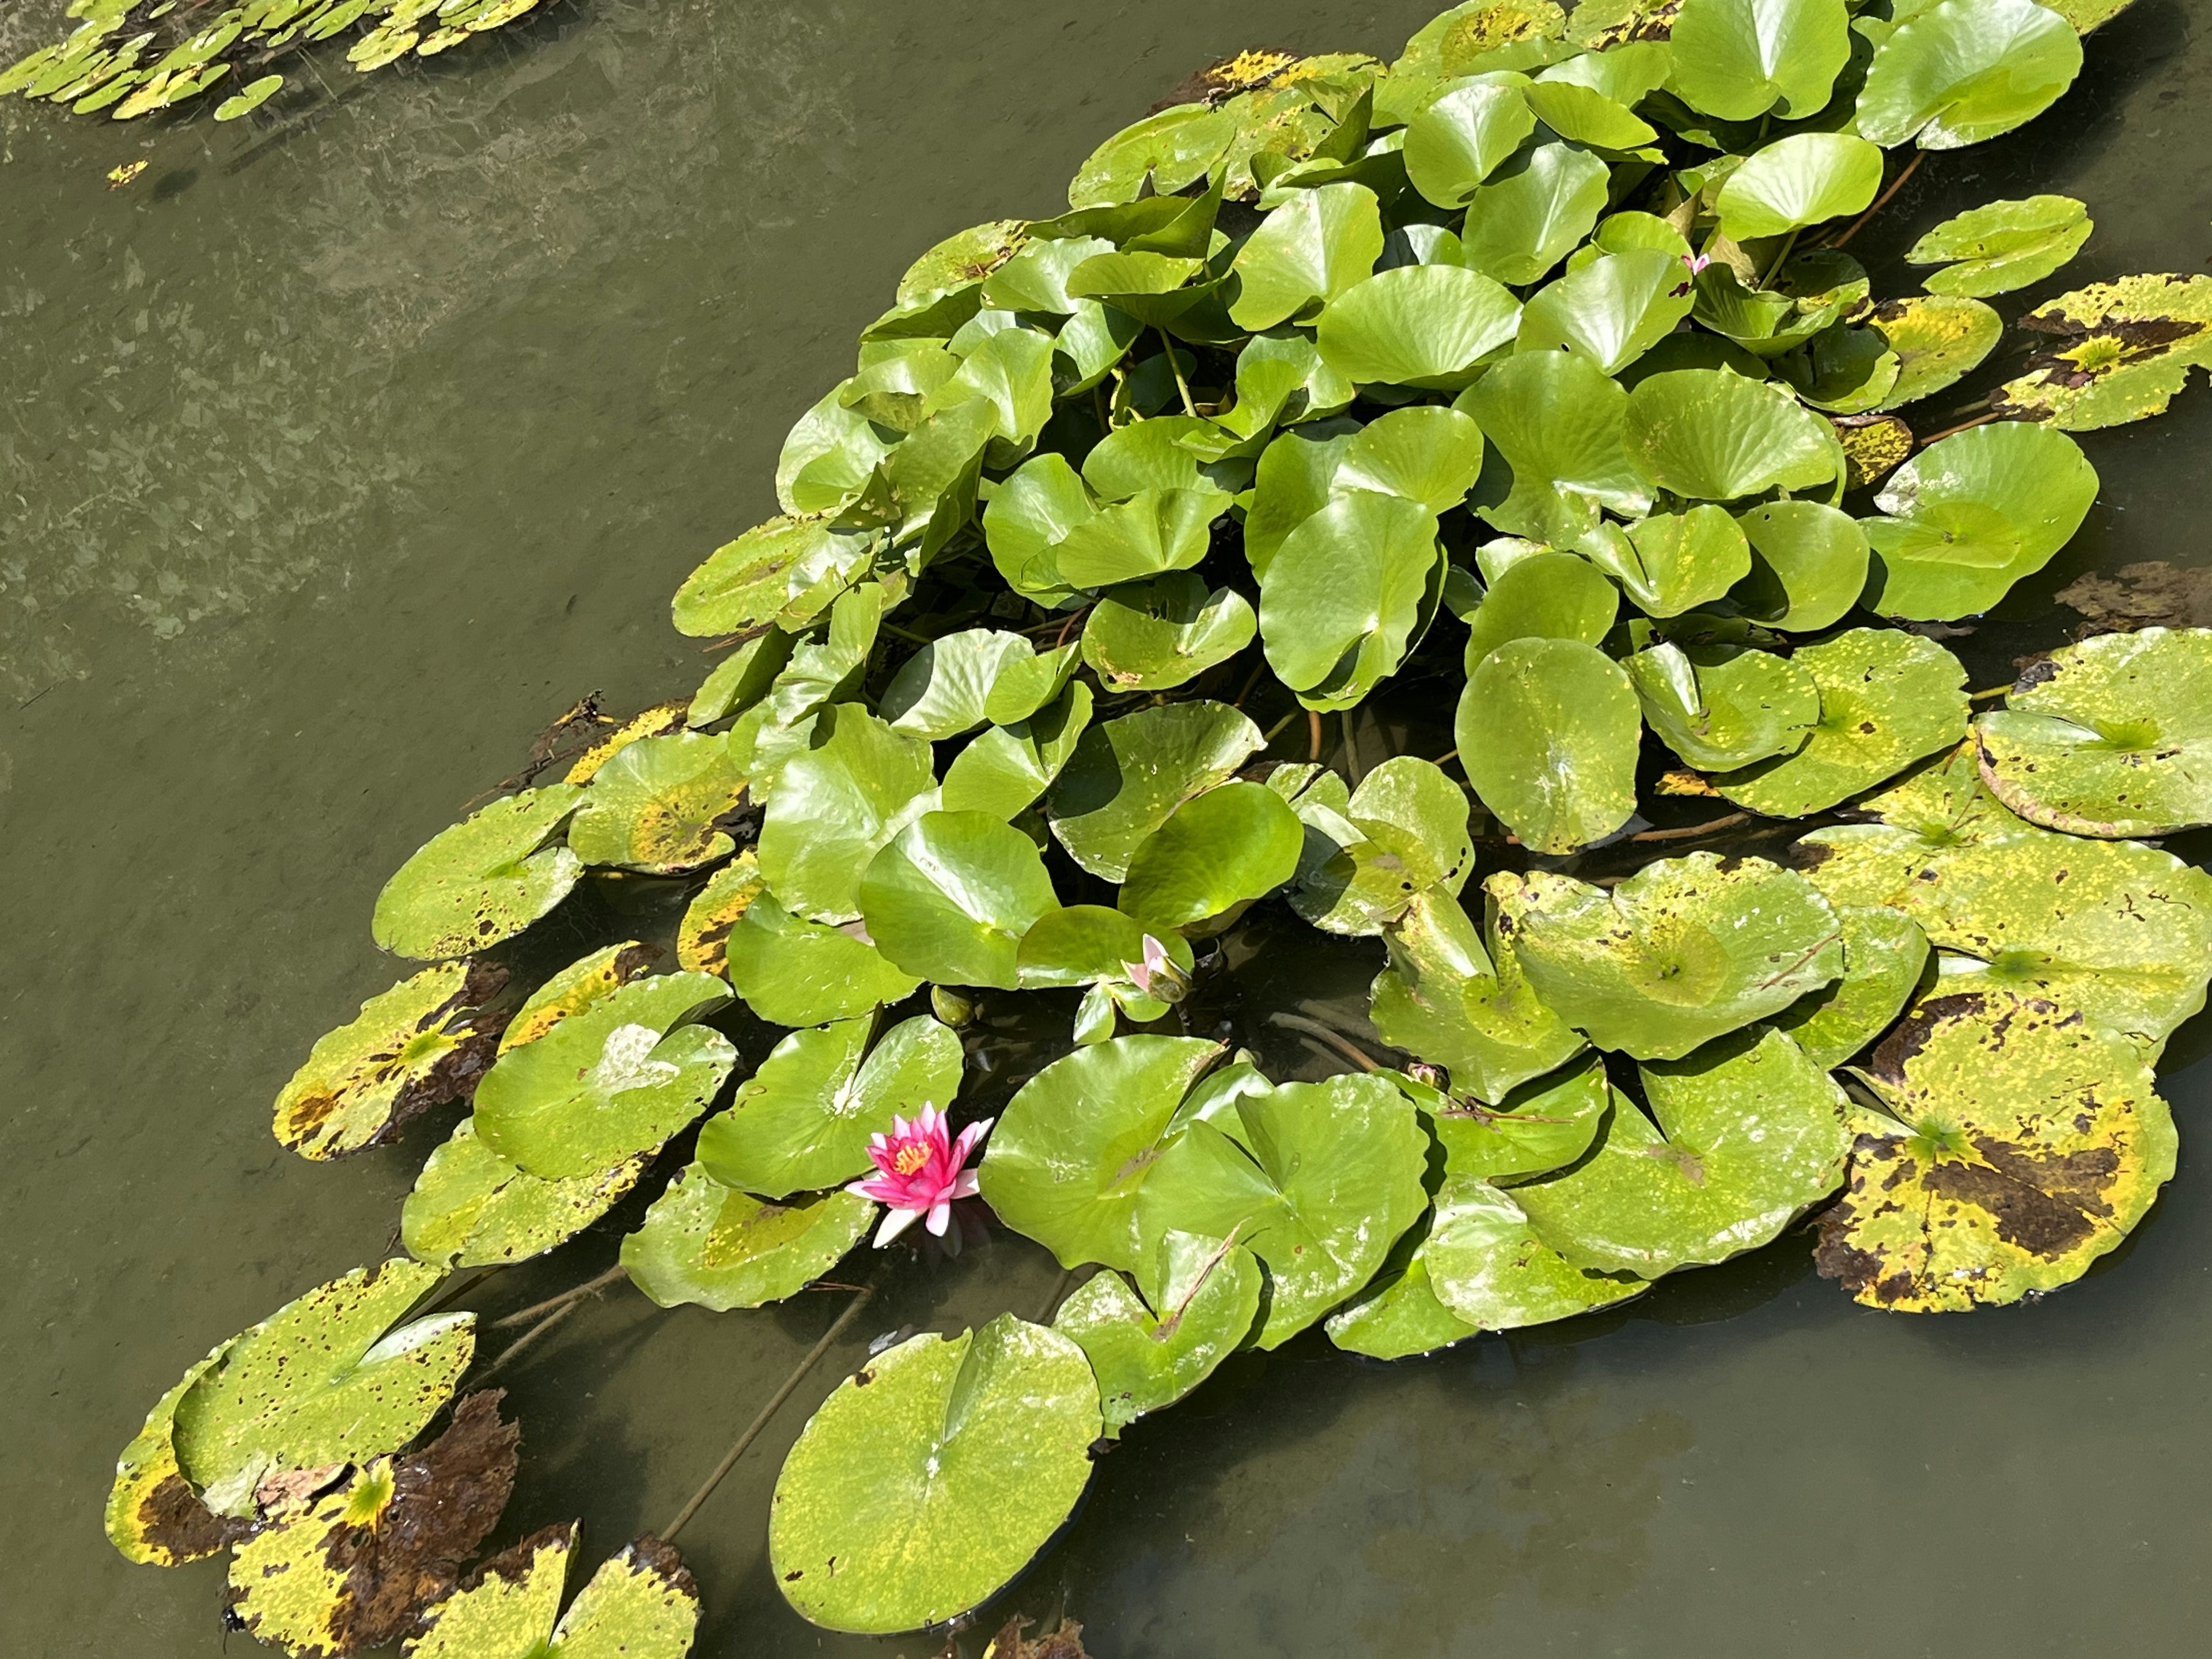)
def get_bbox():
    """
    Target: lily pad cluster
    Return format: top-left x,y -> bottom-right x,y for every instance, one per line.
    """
0,0 -> 556,125
115,0 -> 2212,1645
